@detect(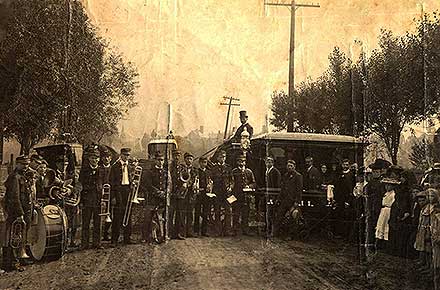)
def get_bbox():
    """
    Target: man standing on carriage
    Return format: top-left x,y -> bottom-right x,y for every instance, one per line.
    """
110,148 -> 134,246
231,154 -> 256,236
1,156 -> 33,272
79,148 -> 103,250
